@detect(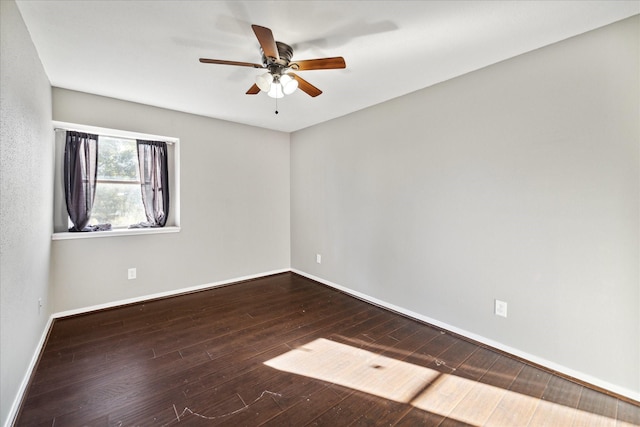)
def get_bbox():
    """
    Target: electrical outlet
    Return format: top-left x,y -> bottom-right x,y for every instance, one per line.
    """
495,299 -> 508,318
316,254 -> 322,264
128,268 -> 137,280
